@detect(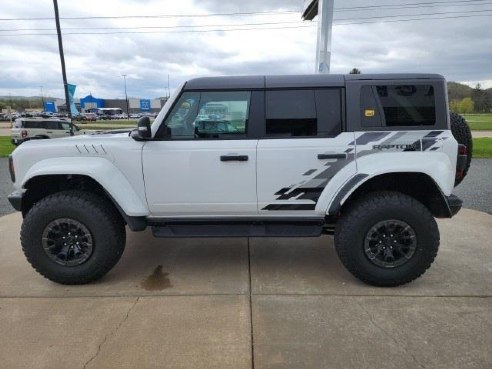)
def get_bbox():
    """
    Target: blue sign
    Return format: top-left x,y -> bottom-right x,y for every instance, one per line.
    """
140,99 -> 151,111
44,101 -> 57,113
